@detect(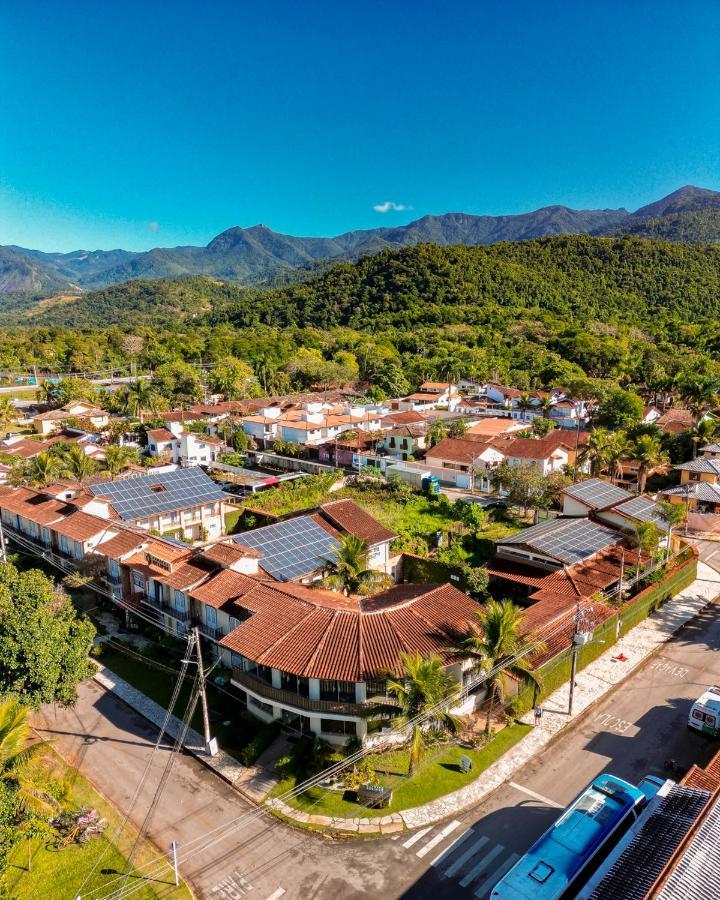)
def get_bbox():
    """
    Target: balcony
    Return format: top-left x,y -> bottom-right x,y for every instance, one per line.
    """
163,604 -> 189,622
232,669 -> 377,717
196,621 -> 222,641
